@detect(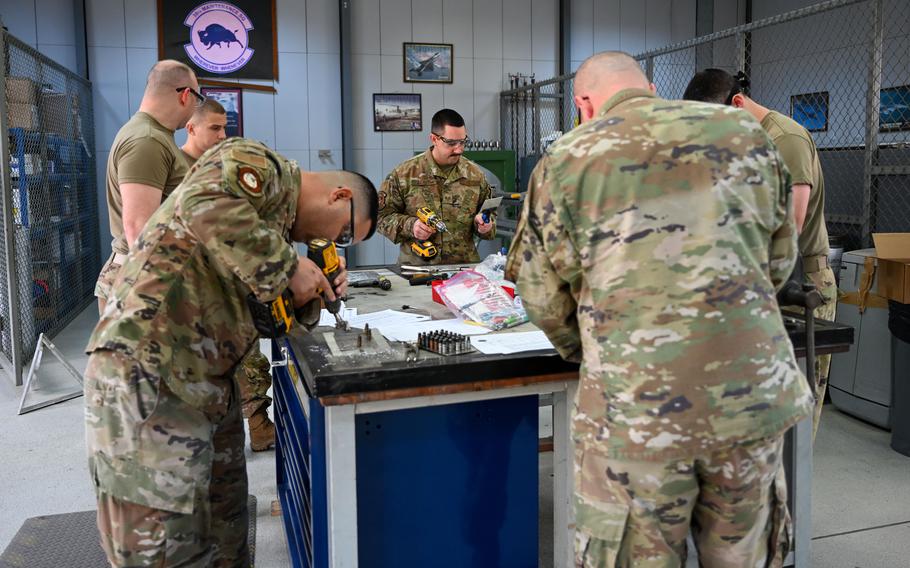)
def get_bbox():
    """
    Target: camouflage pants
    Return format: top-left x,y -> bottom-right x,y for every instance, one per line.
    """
236,347 -> 272,419
574,436 -> 789,568
805,267 -> 837,438
94,253 -> 123,305
84,350 -> 249,567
